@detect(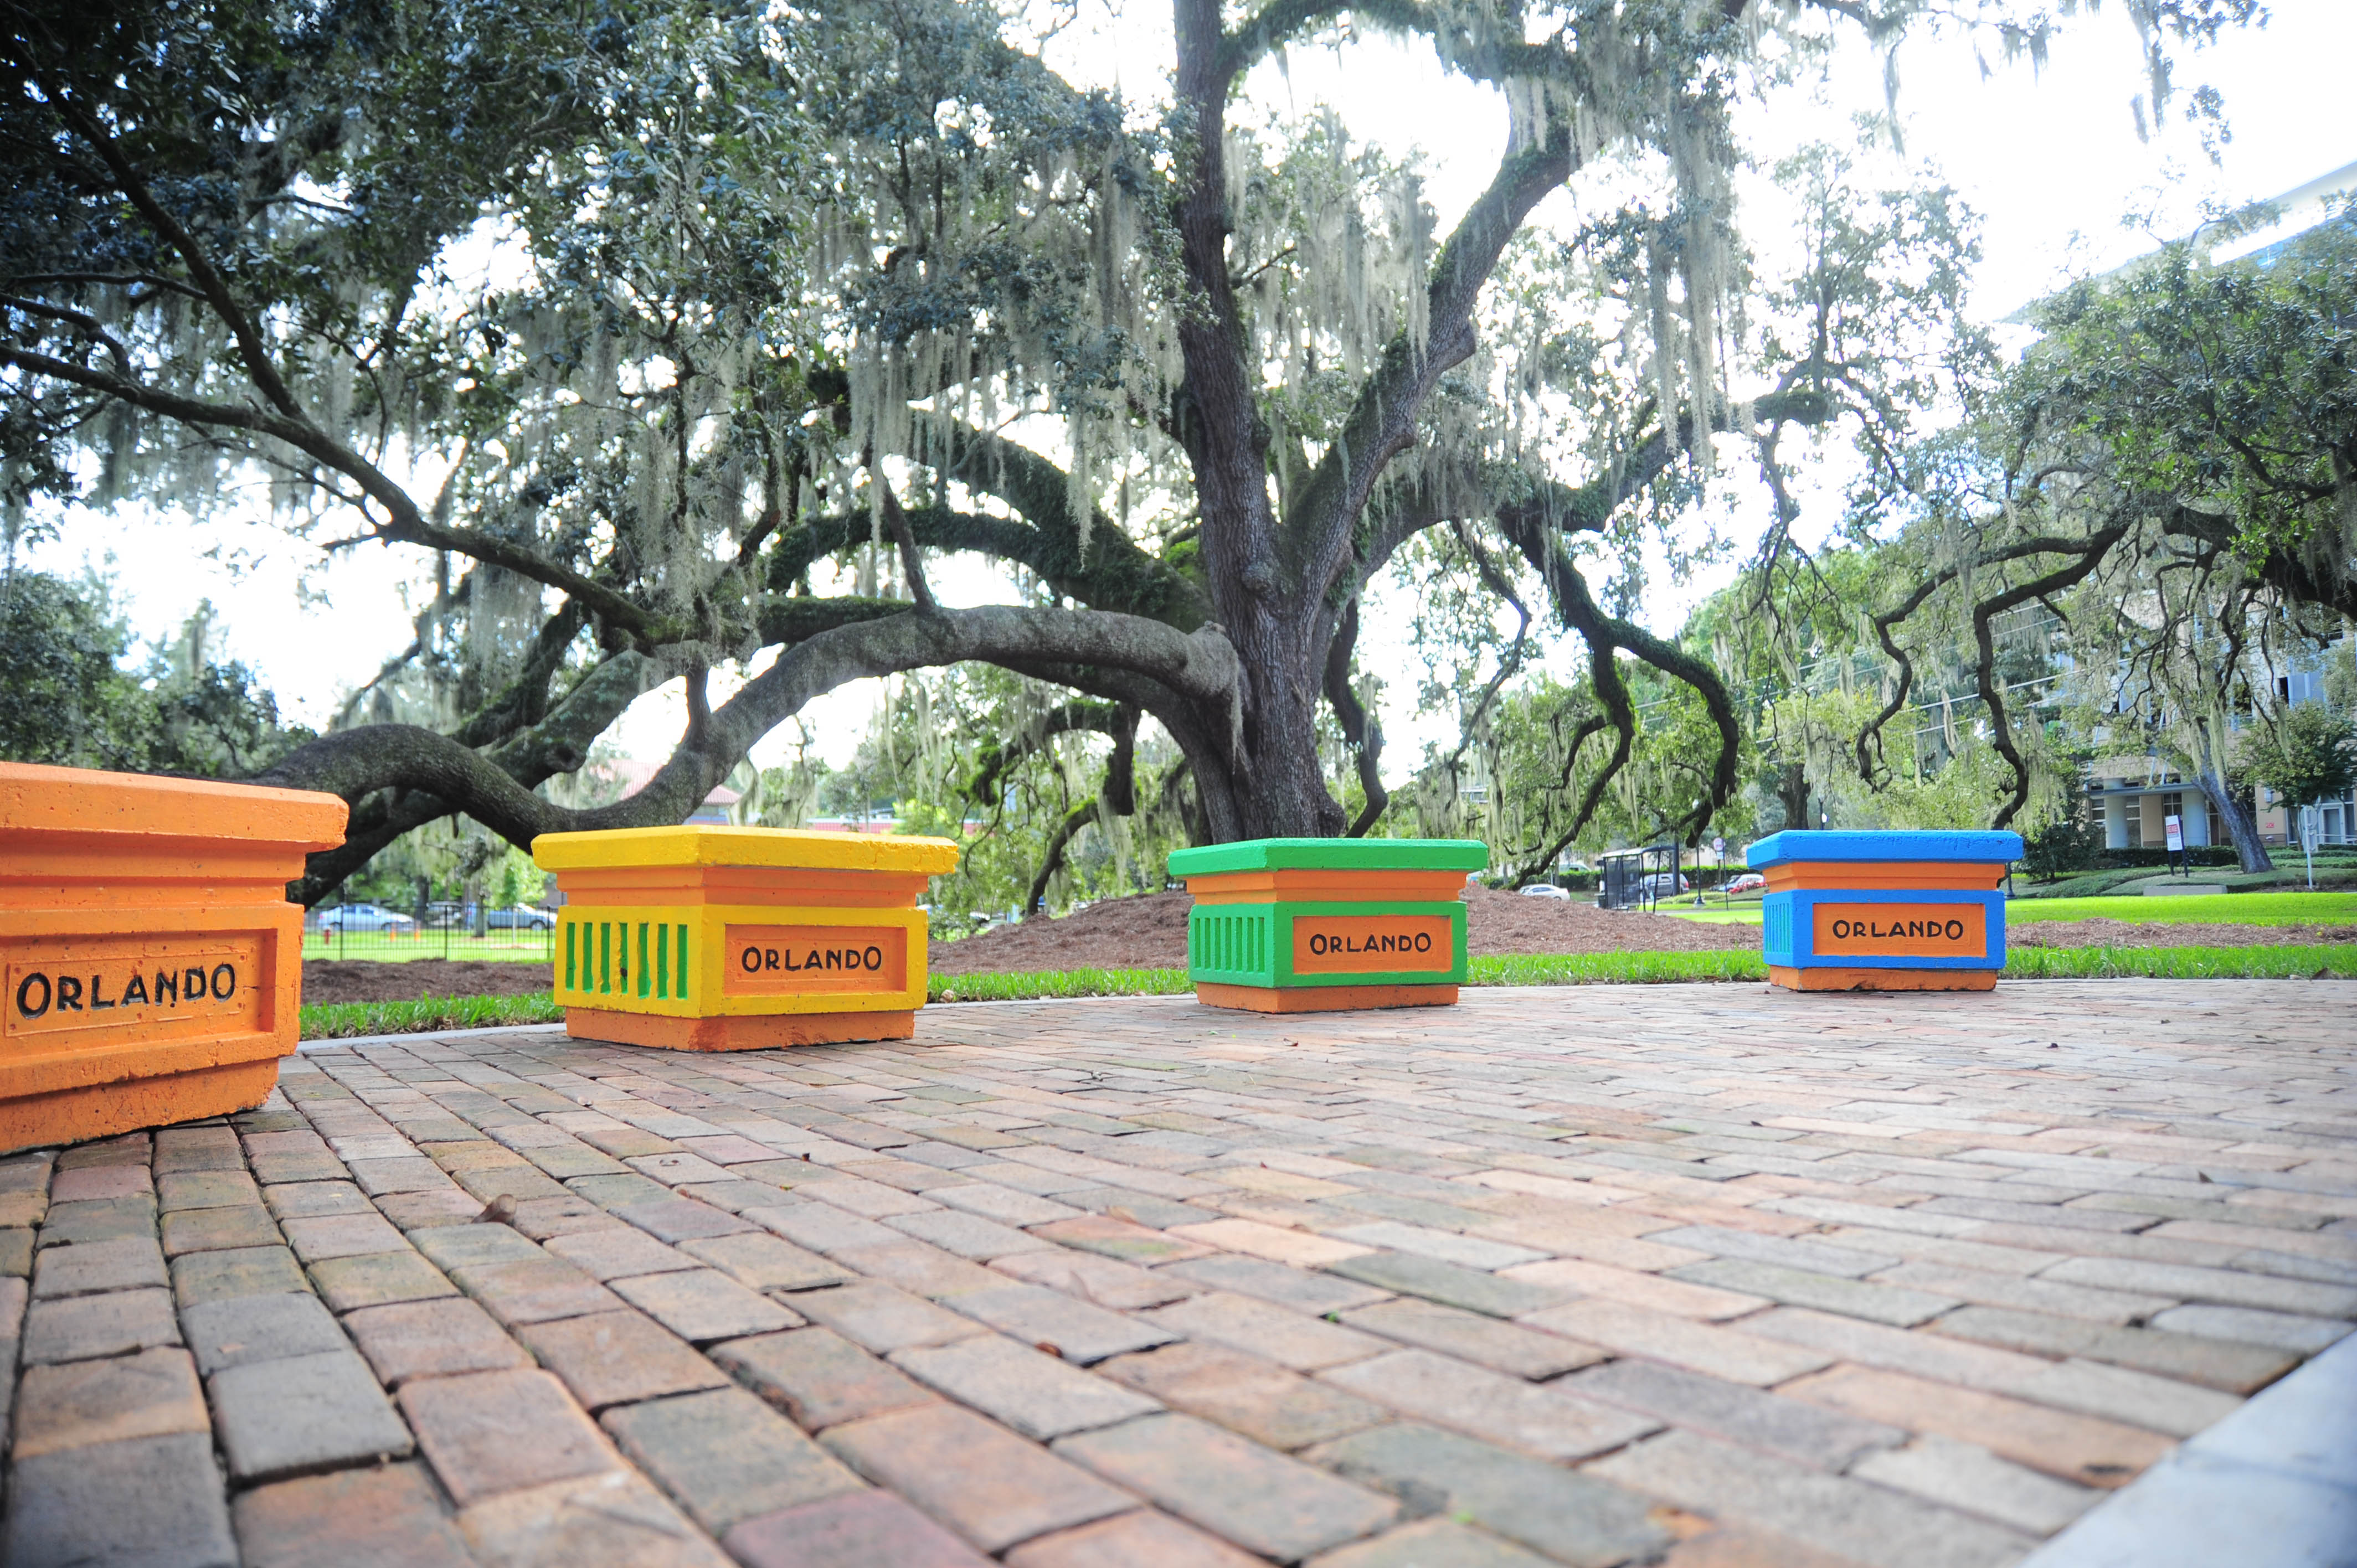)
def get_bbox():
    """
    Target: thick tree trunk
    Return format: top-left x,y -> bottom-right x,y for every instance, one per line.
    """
1168,0 -> 1344,840
1776,764 -> 1812,833
1227,613 -> 1347,838
2192,764 -> 2274,873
